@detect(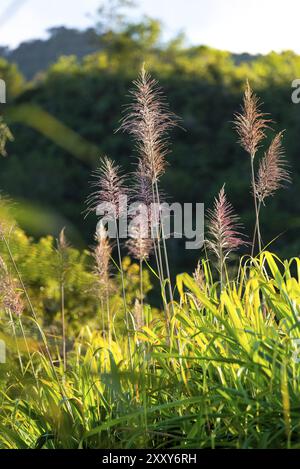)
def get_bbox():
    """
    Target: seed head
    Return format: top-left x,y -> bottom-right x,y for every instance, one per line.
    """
0,117 -> 13,157
133,299 -> 143,331
255,131 -> 291,203
206,185 -> 246,260
86,156 -> 128,220
118,66 -> 178,182
0,257 -> 24,317
93,222 -> 112,285
234,81 -> 270,158
126,160 -> 153,260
